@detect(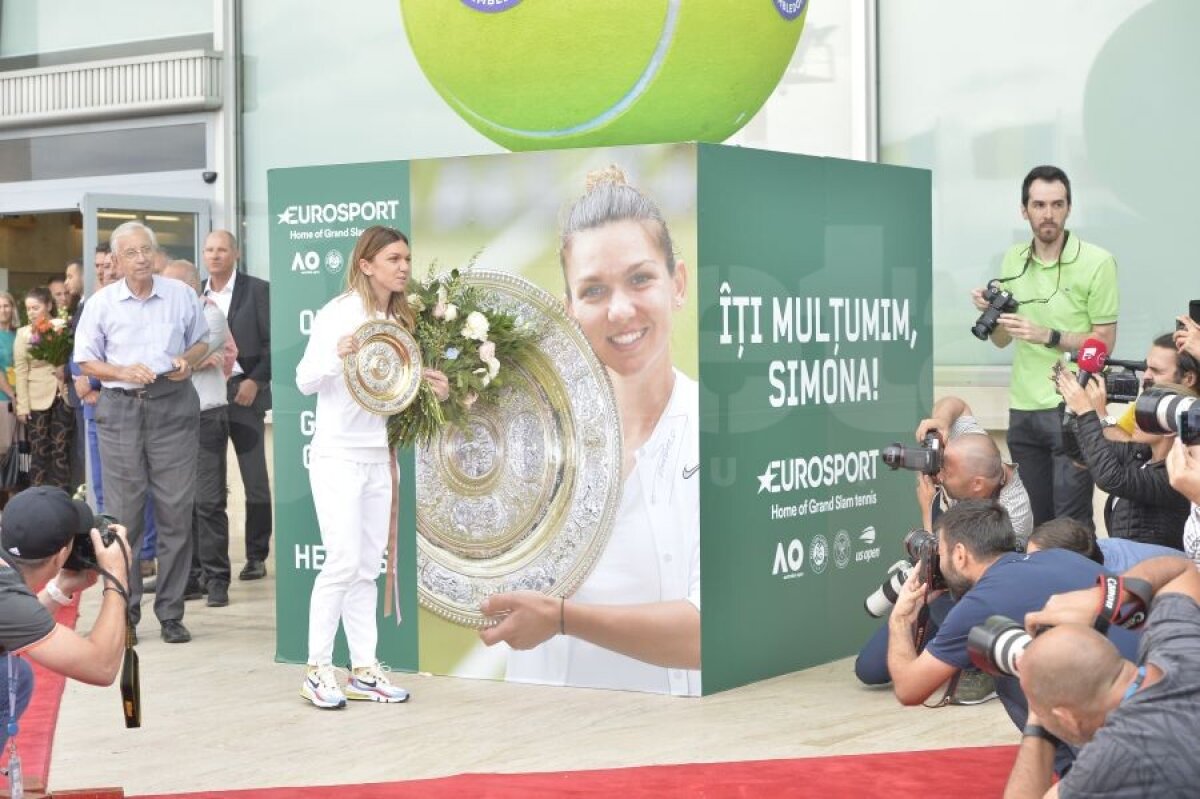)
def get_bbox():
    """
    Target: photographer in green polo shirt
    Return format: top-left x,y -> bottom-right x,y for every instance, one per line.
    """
972,165 -> 1118,530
